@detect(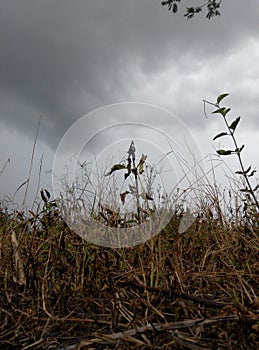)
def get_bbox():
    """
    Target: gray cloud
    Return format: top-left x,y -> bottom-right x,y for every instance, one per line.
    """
0,0 -> 259,150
